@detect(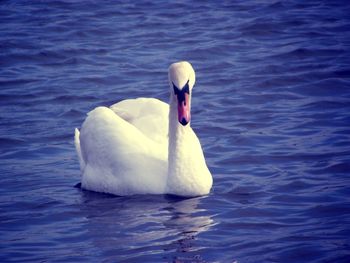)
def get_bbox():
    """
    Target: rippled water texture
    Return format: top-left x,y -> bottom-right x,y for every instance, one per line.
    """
1,1 -> 350,262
